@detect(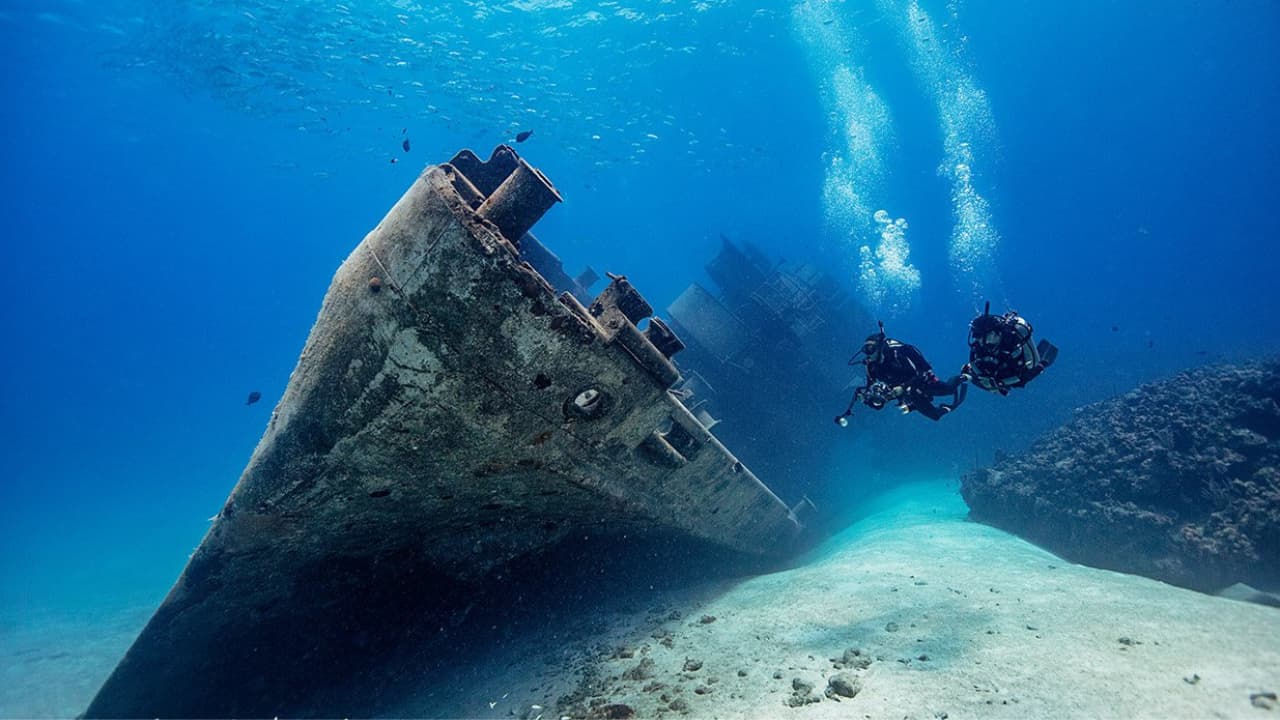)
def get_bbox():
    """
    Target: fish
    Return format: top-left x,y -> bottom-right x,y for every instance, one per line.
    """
515,130 -> 533,143
1111,325 -> 1120,332
402,138 -> 411,152
246,391 -> 262,405
390,157 -> 398,164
